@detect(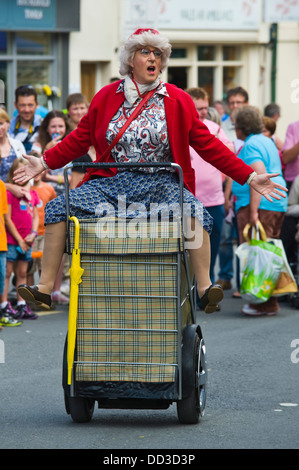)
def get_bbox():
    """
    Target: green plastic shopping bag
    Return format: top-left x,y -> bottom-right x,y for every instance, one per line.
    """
240,228 -> 284,304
